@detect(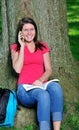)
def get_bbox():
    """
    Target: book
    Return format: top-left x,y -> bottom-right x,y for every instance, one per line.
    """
23,79 -> 59,91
